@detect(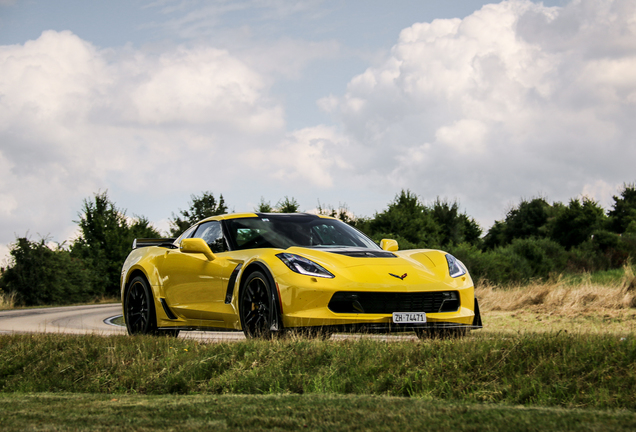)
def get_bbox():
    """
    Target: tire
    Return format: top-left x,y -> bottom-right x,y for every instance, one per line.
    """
124,276 -> 157,335
240,271 -> 277,339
